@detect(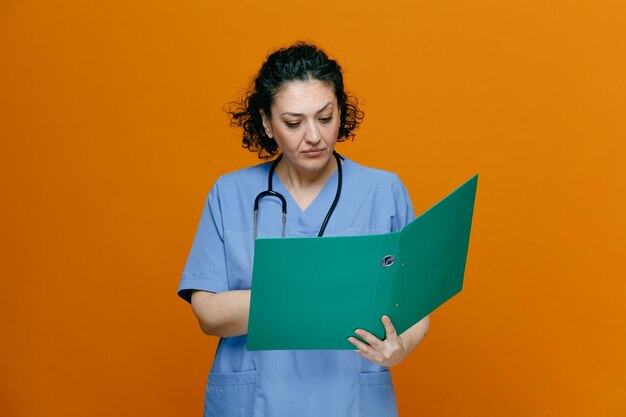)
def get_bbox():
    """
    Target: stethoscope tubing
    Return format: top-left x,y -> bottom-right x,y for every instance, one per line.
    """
253,151 -> 343,240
